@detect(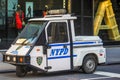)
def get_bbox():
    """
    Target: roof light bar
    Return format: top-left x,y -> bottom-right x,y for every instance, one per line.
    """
48,9 -> 66,15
